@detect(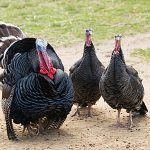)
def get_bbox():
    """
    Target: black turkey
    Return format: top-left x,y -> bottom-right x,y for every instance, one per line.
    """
1,38 -> 73,140
69,29 -> 105,117
100,35 -> 148,129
